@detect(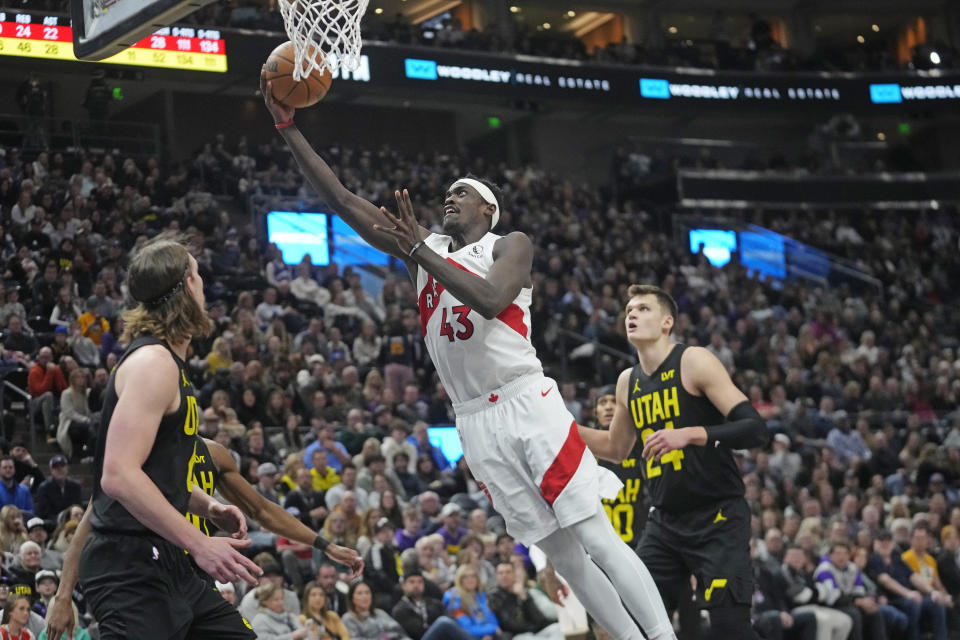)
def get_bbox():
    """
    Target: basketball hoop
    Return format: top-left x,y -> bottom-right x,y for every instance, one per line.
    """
277,0 -> 368,80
